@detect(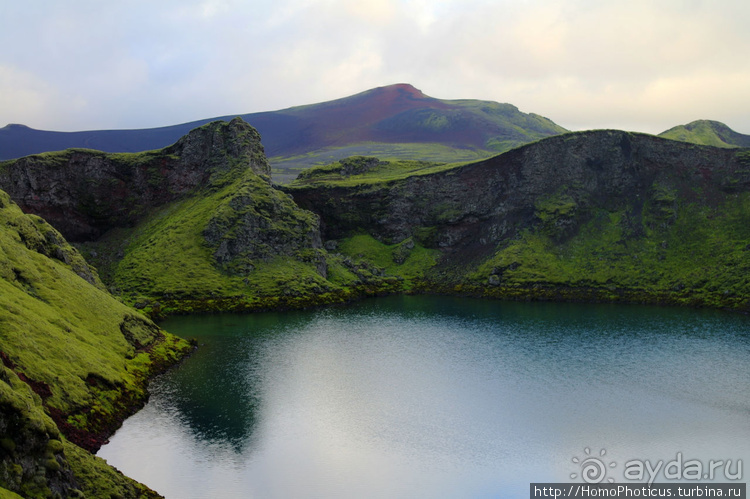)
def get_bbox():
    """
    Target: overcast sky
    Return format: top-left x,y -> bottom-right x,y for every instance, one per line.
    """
1,0 -> 748,134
